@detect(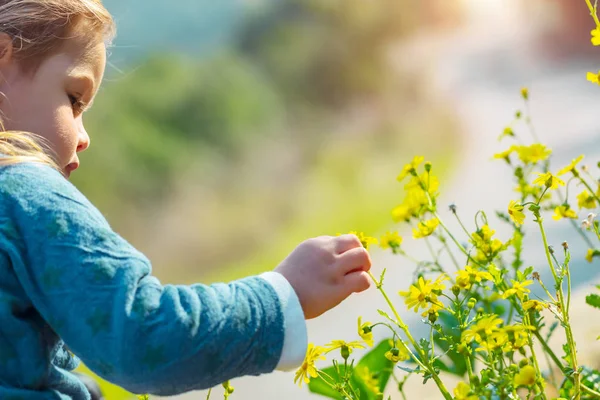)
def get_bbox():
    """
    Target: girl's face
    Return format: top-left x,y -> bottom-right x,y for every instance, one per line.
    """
0,36 -> 107,178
